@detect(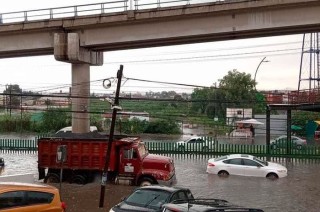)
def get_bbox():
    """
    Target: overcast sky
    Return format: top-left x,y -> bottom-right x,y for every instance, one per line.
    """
0,0 -> 313,94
